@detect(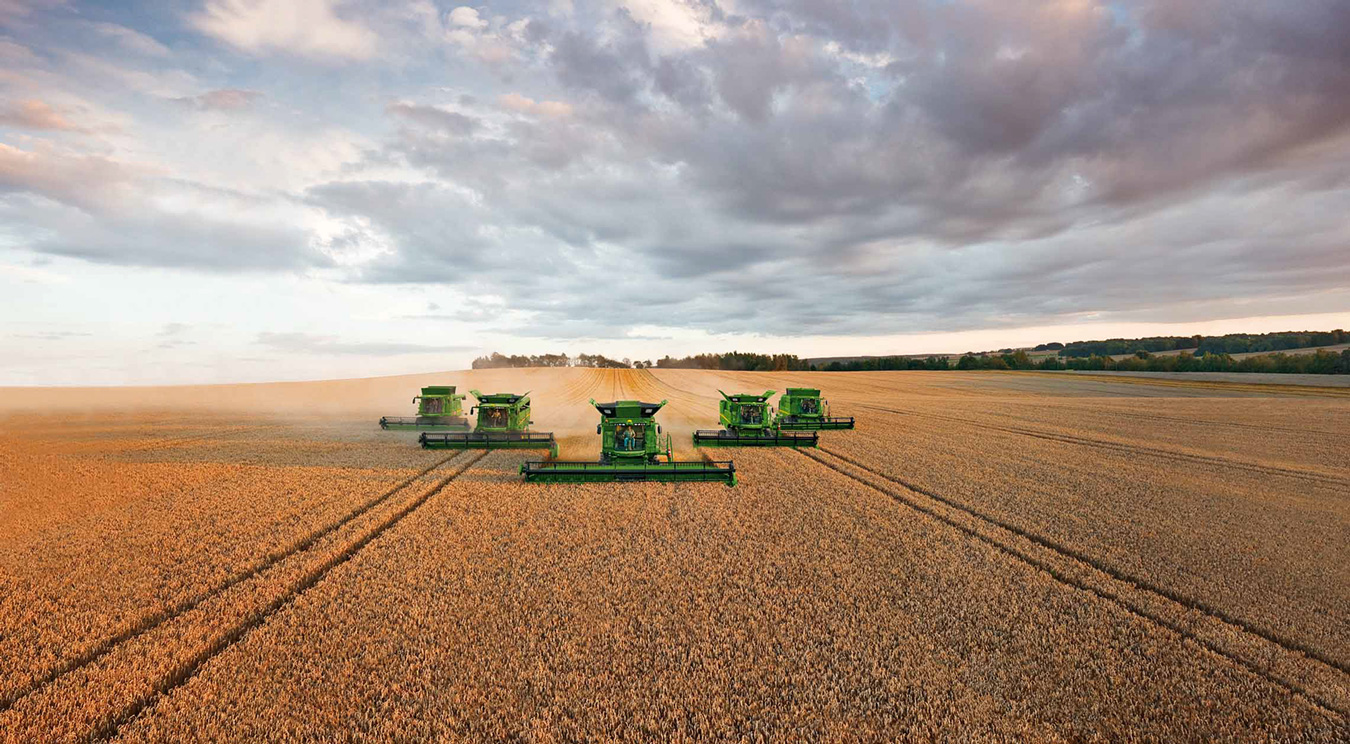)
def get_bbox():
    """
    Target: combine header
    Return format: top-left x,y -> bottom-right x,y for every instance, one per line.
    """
521,399 -> 736,485
693,391 -> 817,448
420,390 -> 557,457
774,387 -> 855,430
379,386 -> 471,431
